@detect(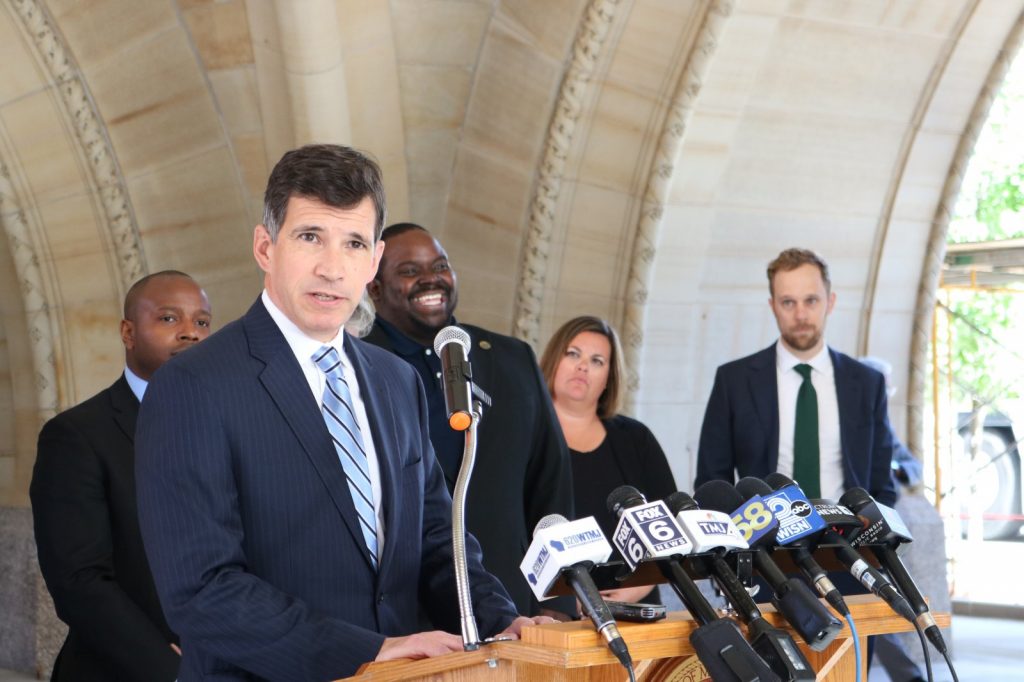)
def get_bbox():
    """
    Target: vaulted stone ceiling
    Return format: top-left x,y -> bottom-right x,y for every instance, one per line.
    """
1,0 -> 1021,503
